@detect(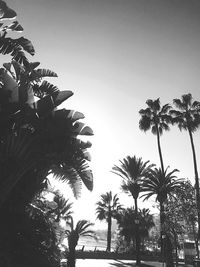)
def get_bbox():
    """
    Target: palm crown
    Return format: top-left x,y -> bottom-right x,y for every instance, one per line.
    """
139,98 -> 172,135
52,192 -> 73,223
170,93 -> 200,132
96,191 -> 122,222
65,216 -> 96,267
142,167 -> 182,205
112,156 -> 154,200
65,216 -> 96,249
